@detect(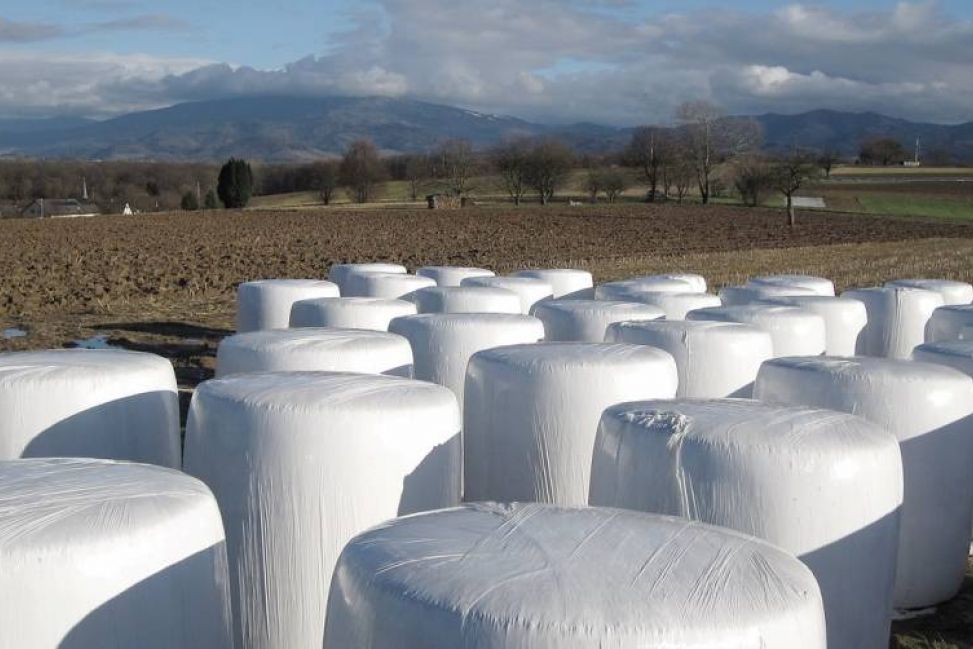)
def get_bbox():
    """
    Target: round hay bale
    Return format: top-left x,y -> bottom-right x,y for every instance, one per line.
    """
842,286 -> 944,358
416,266 -> 494,287
531,299 -> 664,342
410,286 -> 521,315
687,305 -> 826,357
237,279 -> 339,332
